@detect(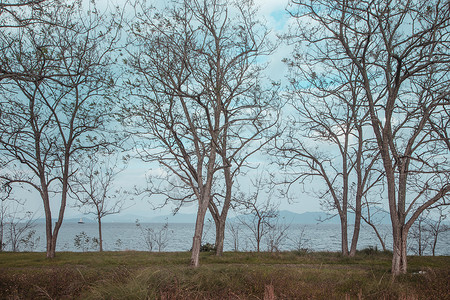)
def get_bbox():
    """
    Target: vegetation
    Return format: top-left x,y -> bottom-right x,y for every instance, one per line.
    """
0,251 -> 449,299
